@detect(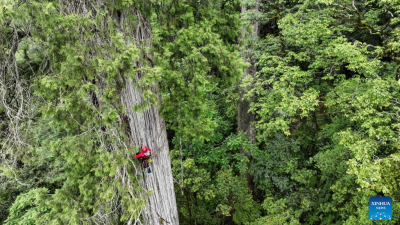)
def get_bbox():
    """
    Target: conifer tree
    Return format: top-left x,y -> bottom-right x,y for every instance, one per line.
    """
1,1 -> 179,224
